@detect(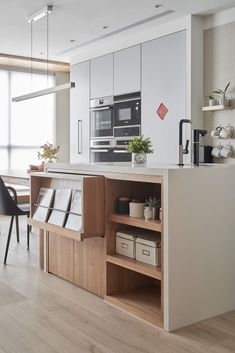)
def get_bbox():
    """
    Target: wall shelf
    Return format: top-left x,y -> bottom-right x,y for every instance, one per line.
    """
106,254 -> 162,280
110,213 -> 162,232
105,286 -> 162,327
202,104 -> 234,112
